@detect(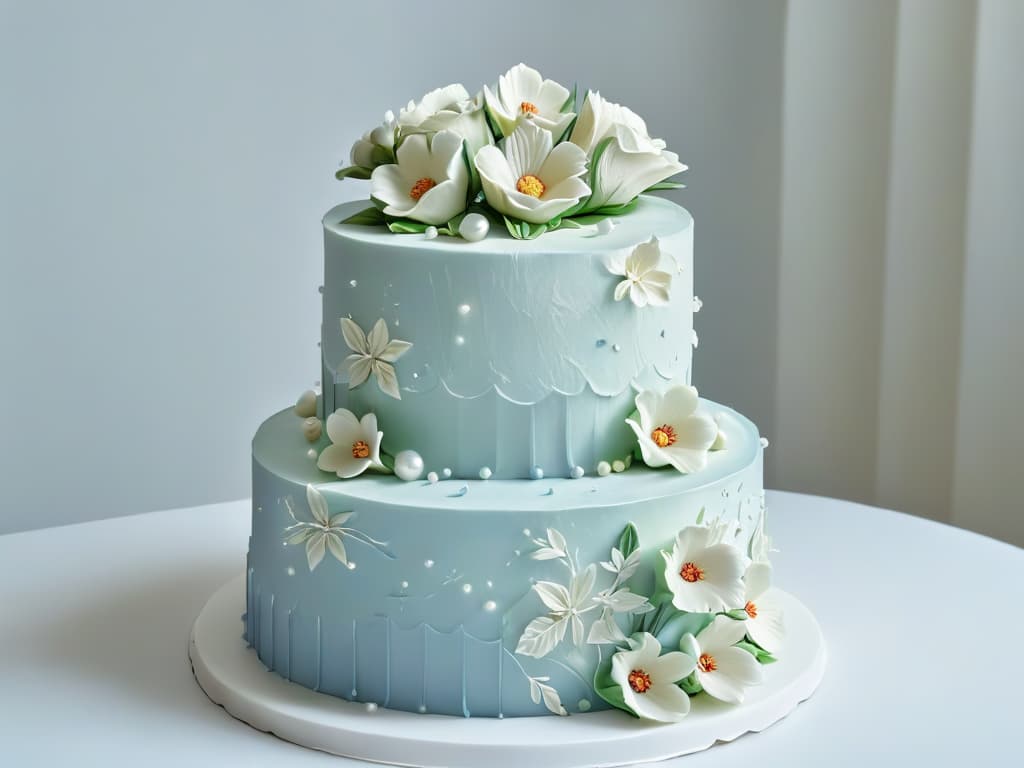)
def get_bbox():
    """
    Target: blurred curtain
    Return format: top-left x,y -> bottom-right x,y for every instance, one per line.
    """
771,0 -> 1024,544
